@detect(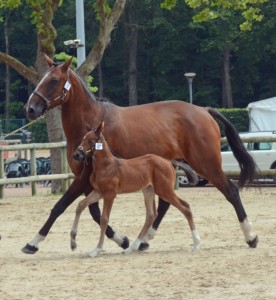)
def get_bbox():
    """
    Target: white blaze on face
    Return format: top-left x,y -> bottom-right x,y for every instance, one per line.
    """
26,71 -> 51,112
